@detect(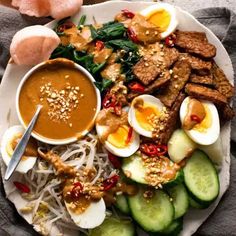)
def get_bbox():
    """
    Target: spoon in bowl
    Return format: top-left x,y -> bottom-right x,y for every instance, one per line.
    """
4,105 -> 42,181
